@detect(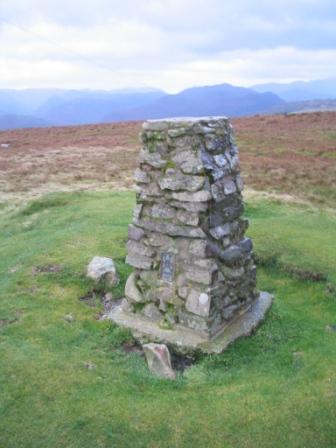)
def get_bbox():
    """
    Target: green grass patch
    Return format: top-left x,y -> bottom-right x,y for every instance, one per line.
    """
17,193 -> 71,216
245,199 -> 336,284
0,191 -> 336,447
